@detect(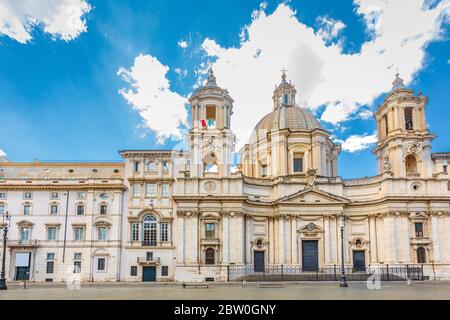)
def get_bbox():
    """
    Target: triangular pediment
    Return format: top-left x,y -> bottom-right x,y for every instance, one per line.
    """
276,187 -> 349,205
